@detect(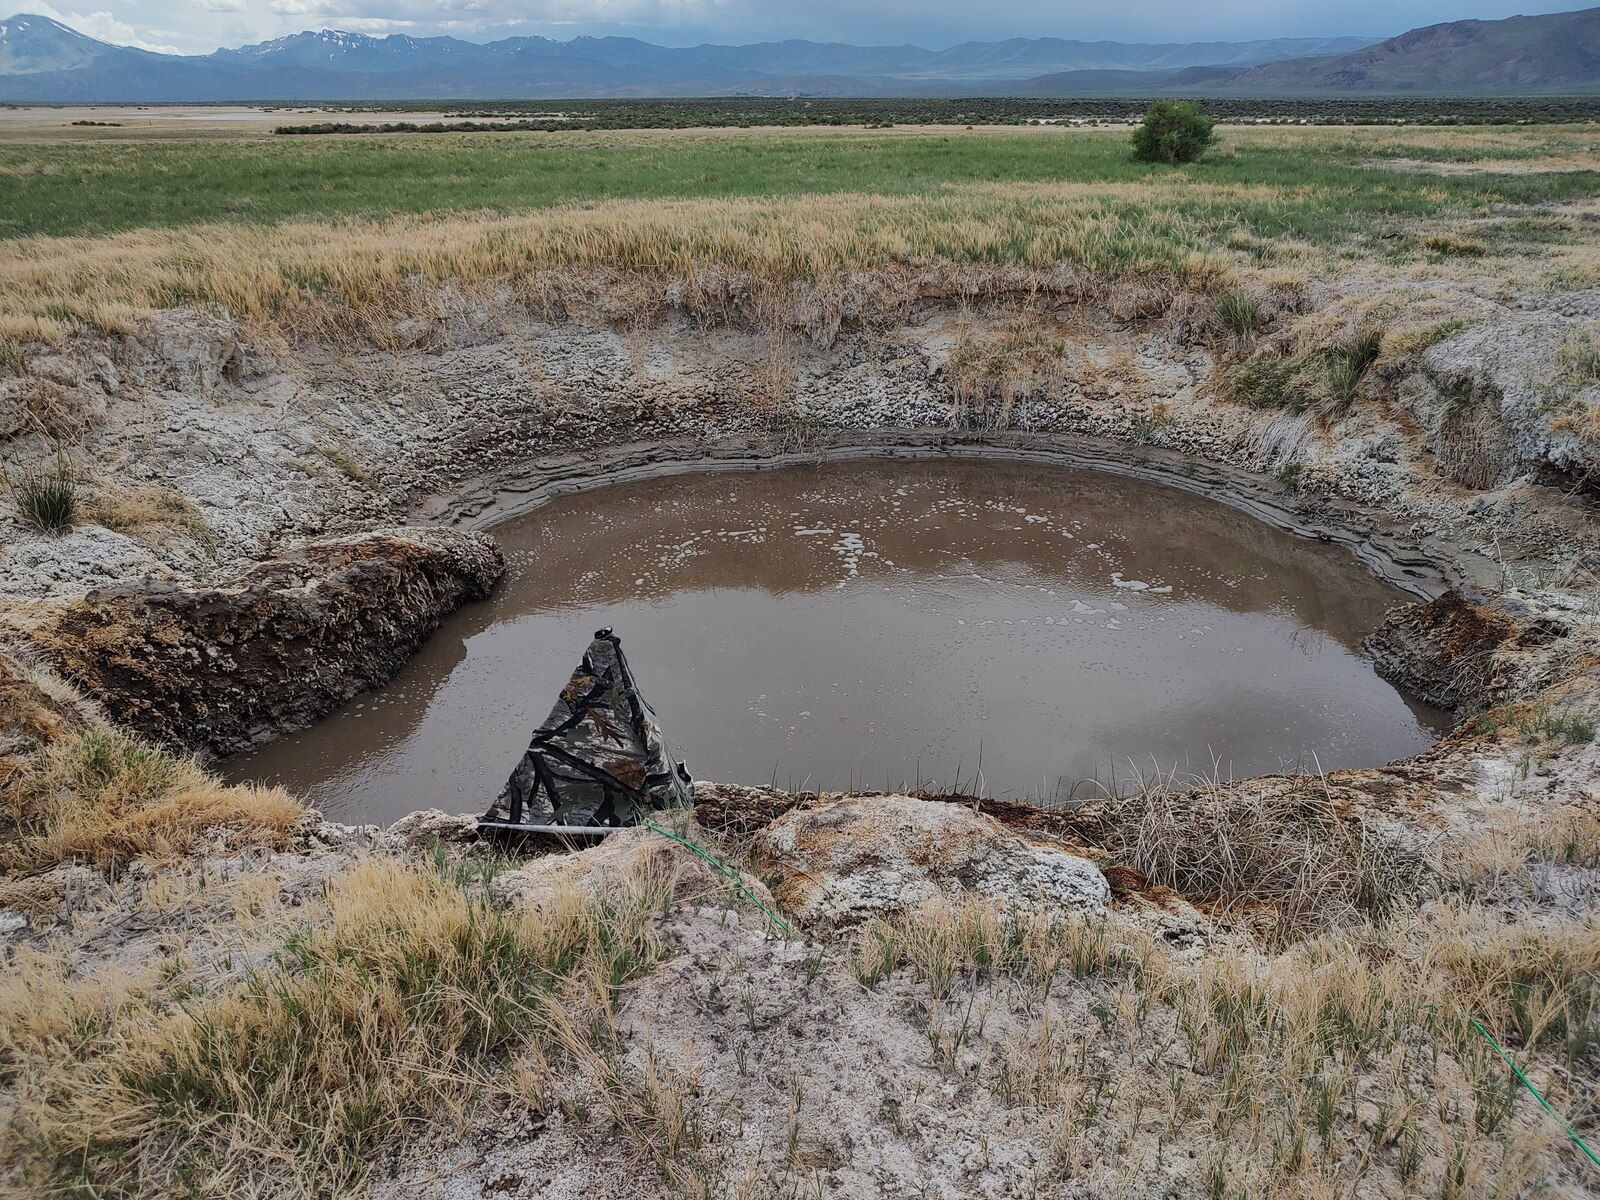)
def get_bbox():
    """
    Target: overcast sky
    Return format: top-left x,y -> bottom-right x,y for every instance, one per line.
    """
28,0 -> 1593,56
